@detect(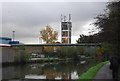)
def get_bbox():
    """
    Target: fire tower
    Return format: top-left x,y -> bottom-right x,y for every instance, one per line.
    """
61,14 -> 72,44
